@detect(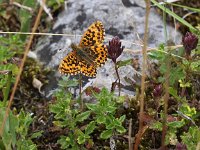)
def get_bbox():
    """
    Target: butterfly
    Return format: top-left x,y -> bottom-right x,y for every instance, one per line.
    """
59,21 -> 108,77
